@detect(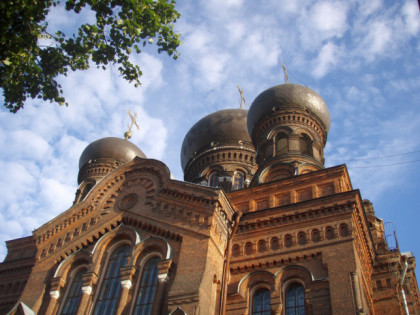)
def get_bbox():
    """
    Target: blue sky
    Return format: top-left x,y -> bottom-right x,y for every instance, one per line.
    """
0,0 -> 419,269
